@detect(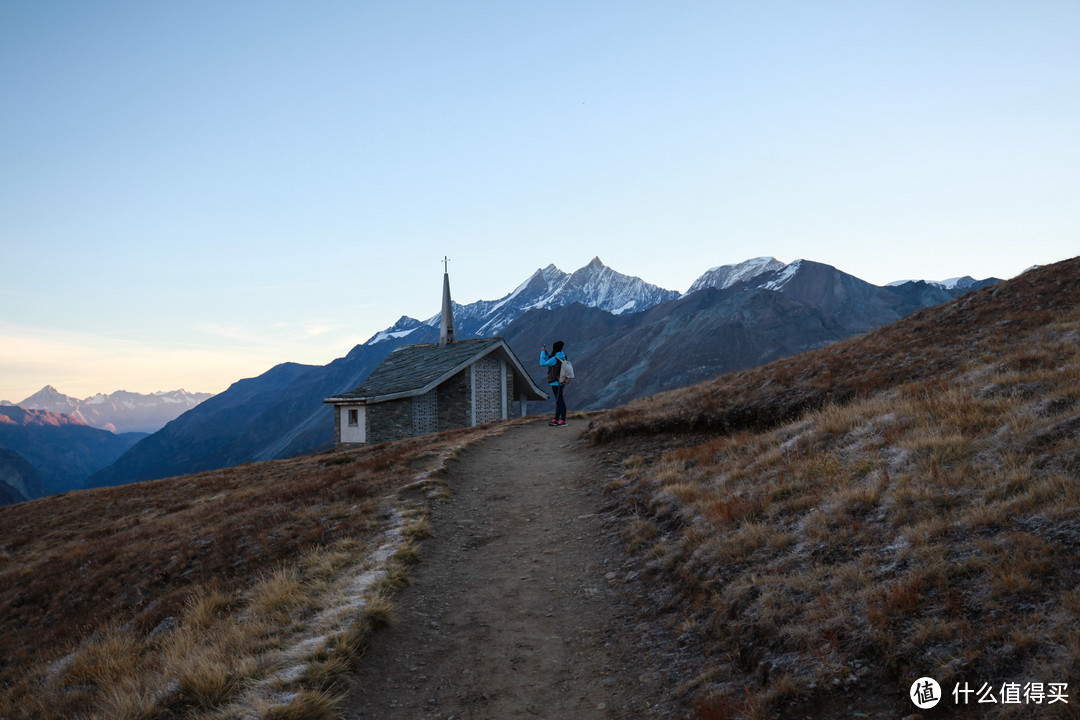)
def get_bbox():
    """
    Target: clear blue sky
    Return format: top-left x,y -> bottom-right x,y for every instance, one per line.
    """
2,1 -> 1077,401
